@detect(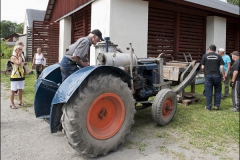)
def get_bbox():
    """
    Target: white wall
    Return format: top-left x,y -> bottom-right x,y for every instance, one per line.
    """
90,0 -> 111,65
18,36 -> 27,56
110,0 -> 148,58
90,0 -> 149,65
206,16 -> 226,51
59,16 -> 72,62
23,13 -> 28,34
